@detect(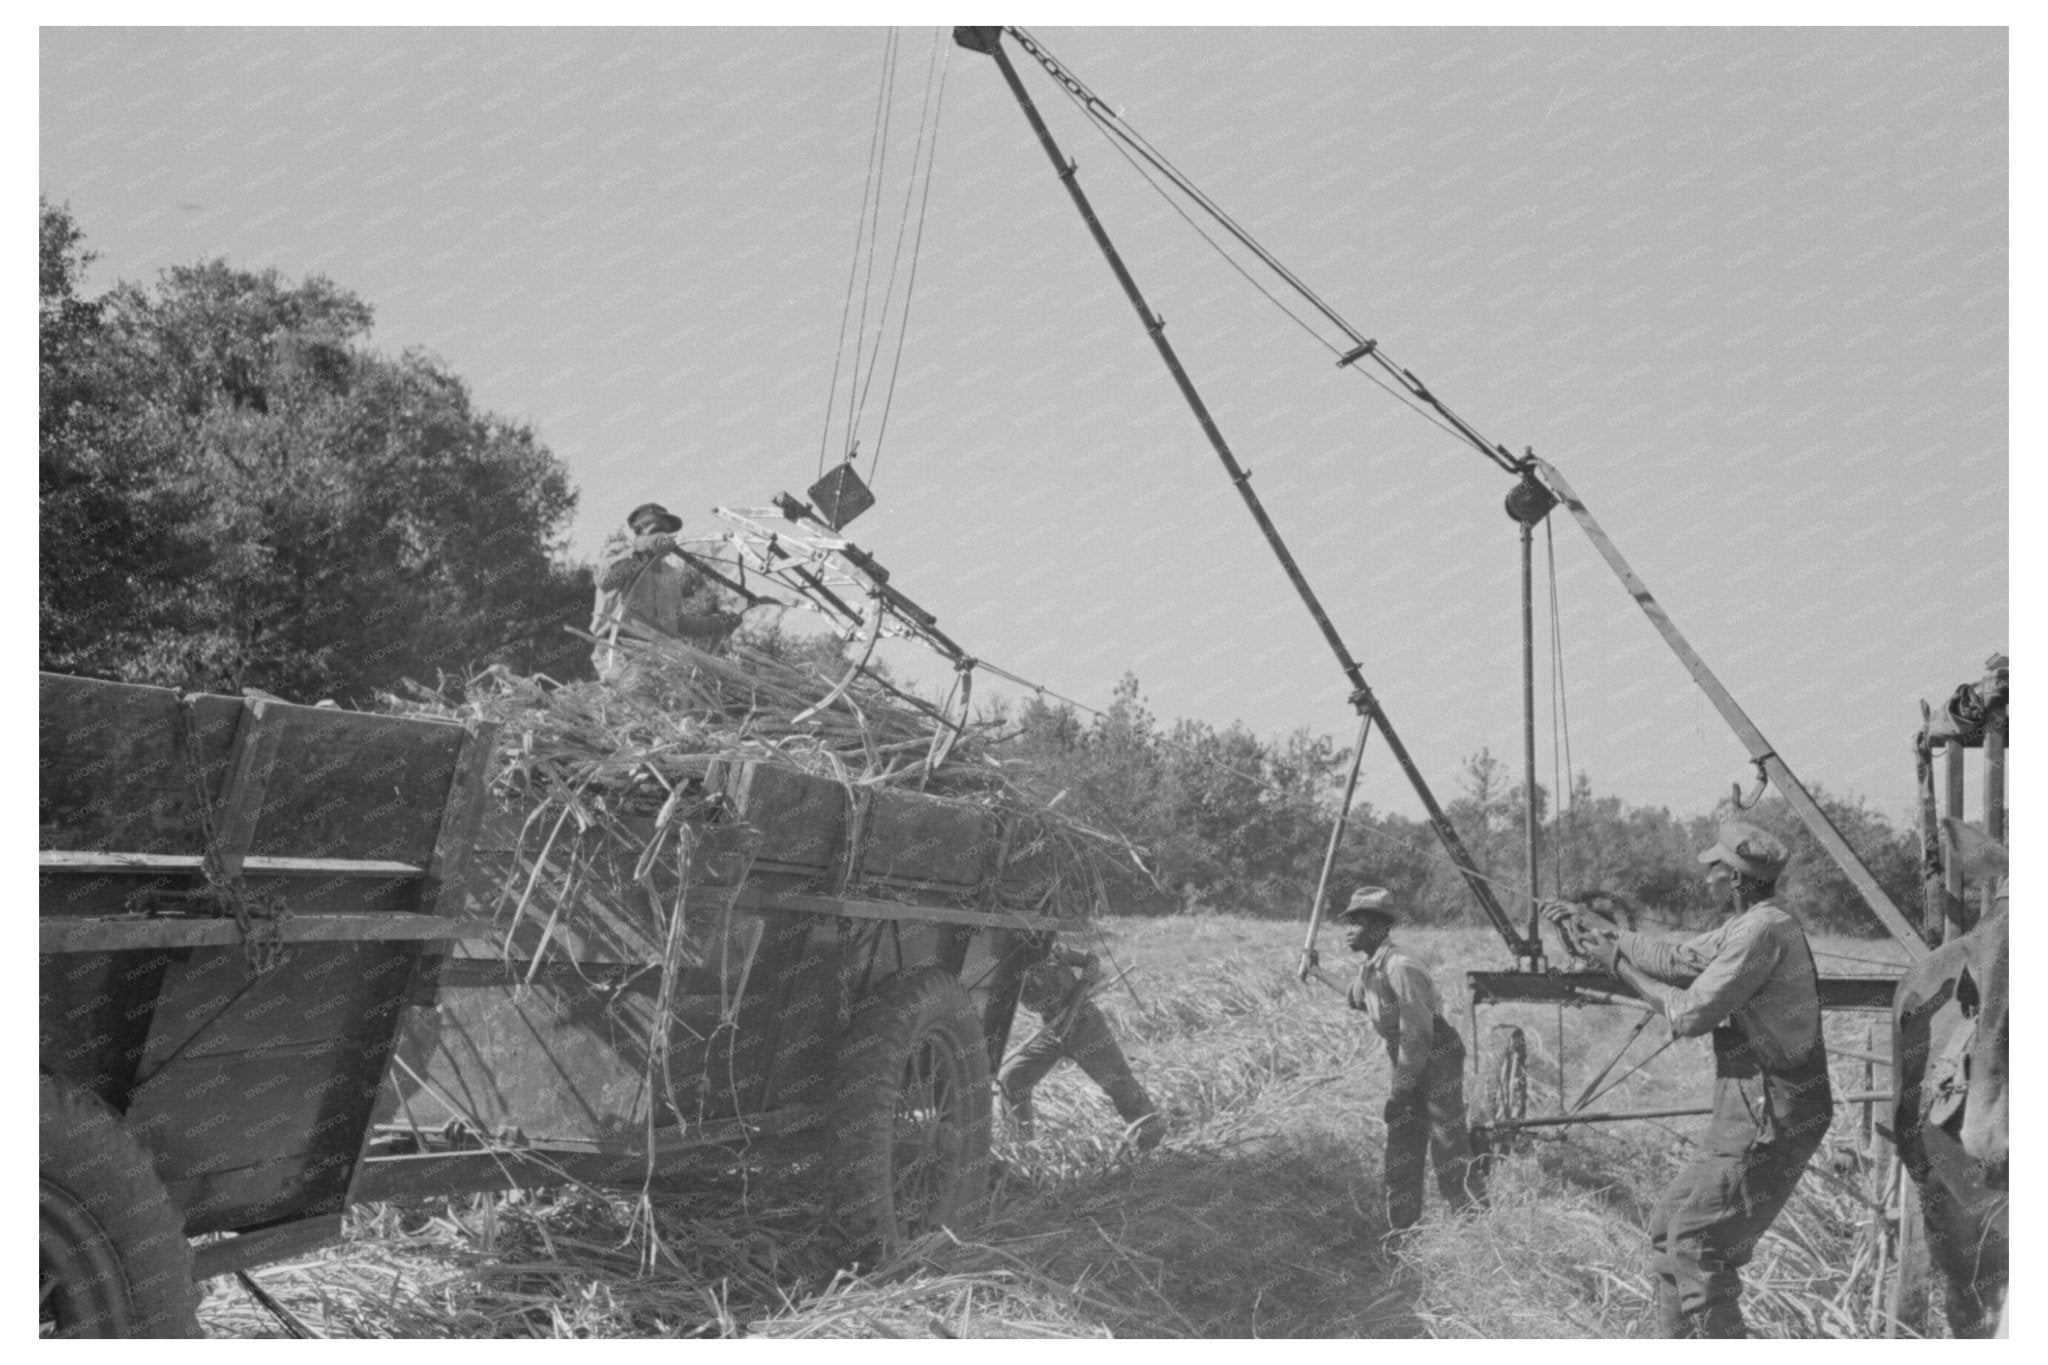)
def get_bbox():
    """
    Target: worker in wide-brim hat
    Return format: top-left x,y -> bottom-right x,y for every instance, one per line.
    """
591,501 -> 743,678
1336,886 -> 1481,1241
1542,820 -> 1828,1338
